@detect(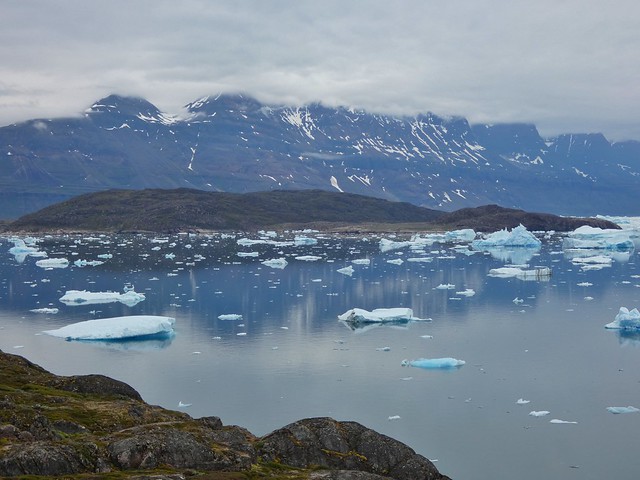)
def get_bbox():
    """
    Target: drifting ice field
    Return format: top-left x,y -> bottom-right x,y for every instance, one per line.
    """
1,224 -> 640,480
